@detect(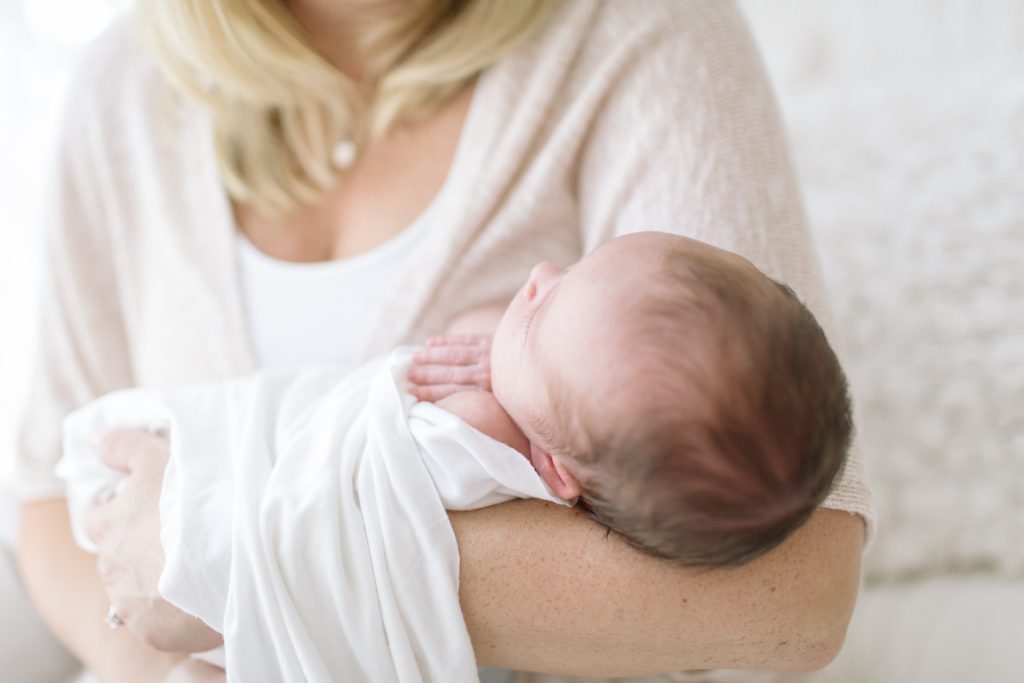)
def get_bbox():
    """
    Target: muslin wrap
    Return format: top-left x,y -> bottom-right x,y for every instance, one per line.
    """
58,348 -> 567,682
